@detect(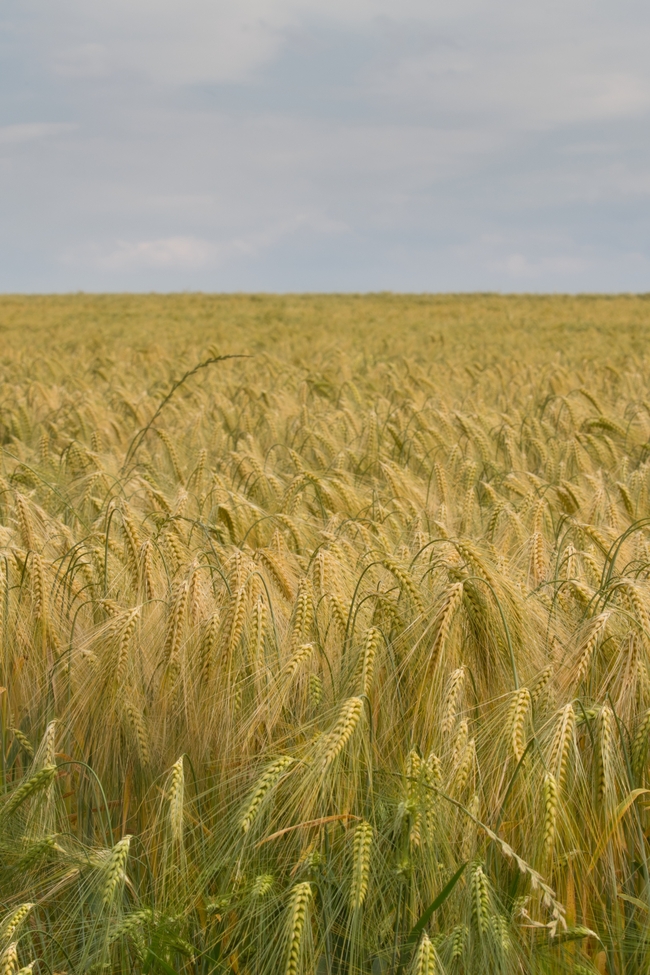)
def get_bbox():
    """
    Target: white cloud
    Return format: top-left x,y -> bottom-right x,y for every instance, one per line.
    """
0,123 -> 77,145
224,212 -> 349,256
98,236 -> 218,270
497,253 -> 589,279
75,213 -> 348,272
